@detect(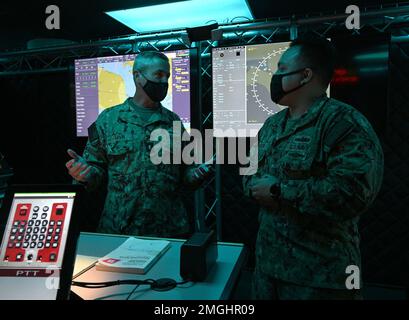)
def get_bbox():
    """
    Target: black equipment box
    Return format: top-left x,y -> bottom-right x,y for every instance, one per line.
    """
180,230 -> 218,281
